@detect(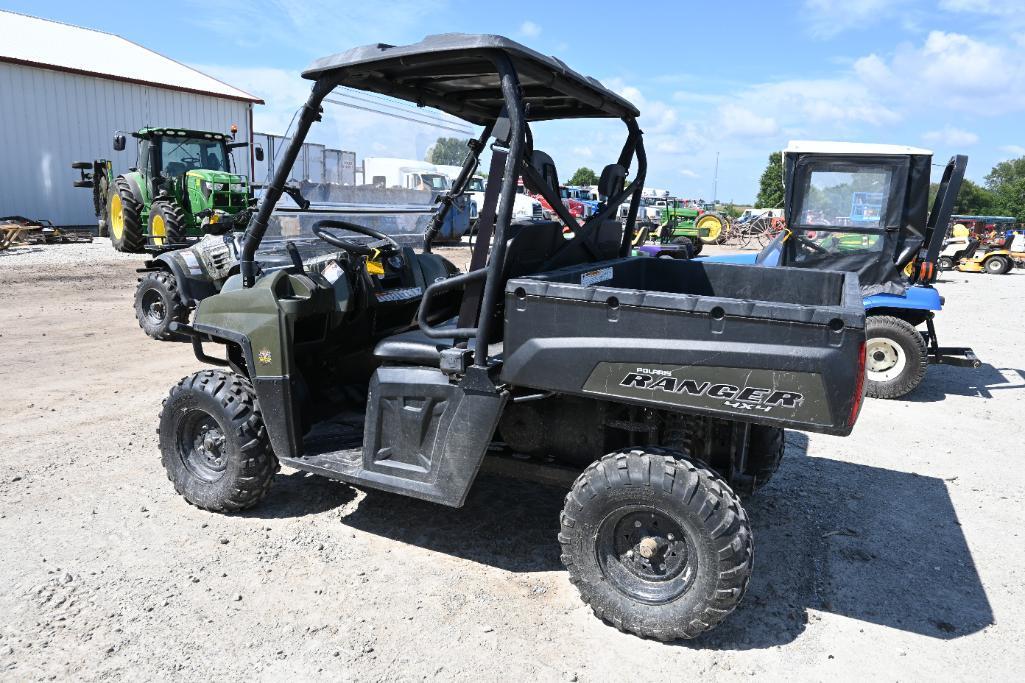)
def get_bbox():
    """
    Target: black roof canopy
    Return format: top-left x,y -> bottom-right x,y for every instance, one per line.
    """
302,33 -> 640,125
